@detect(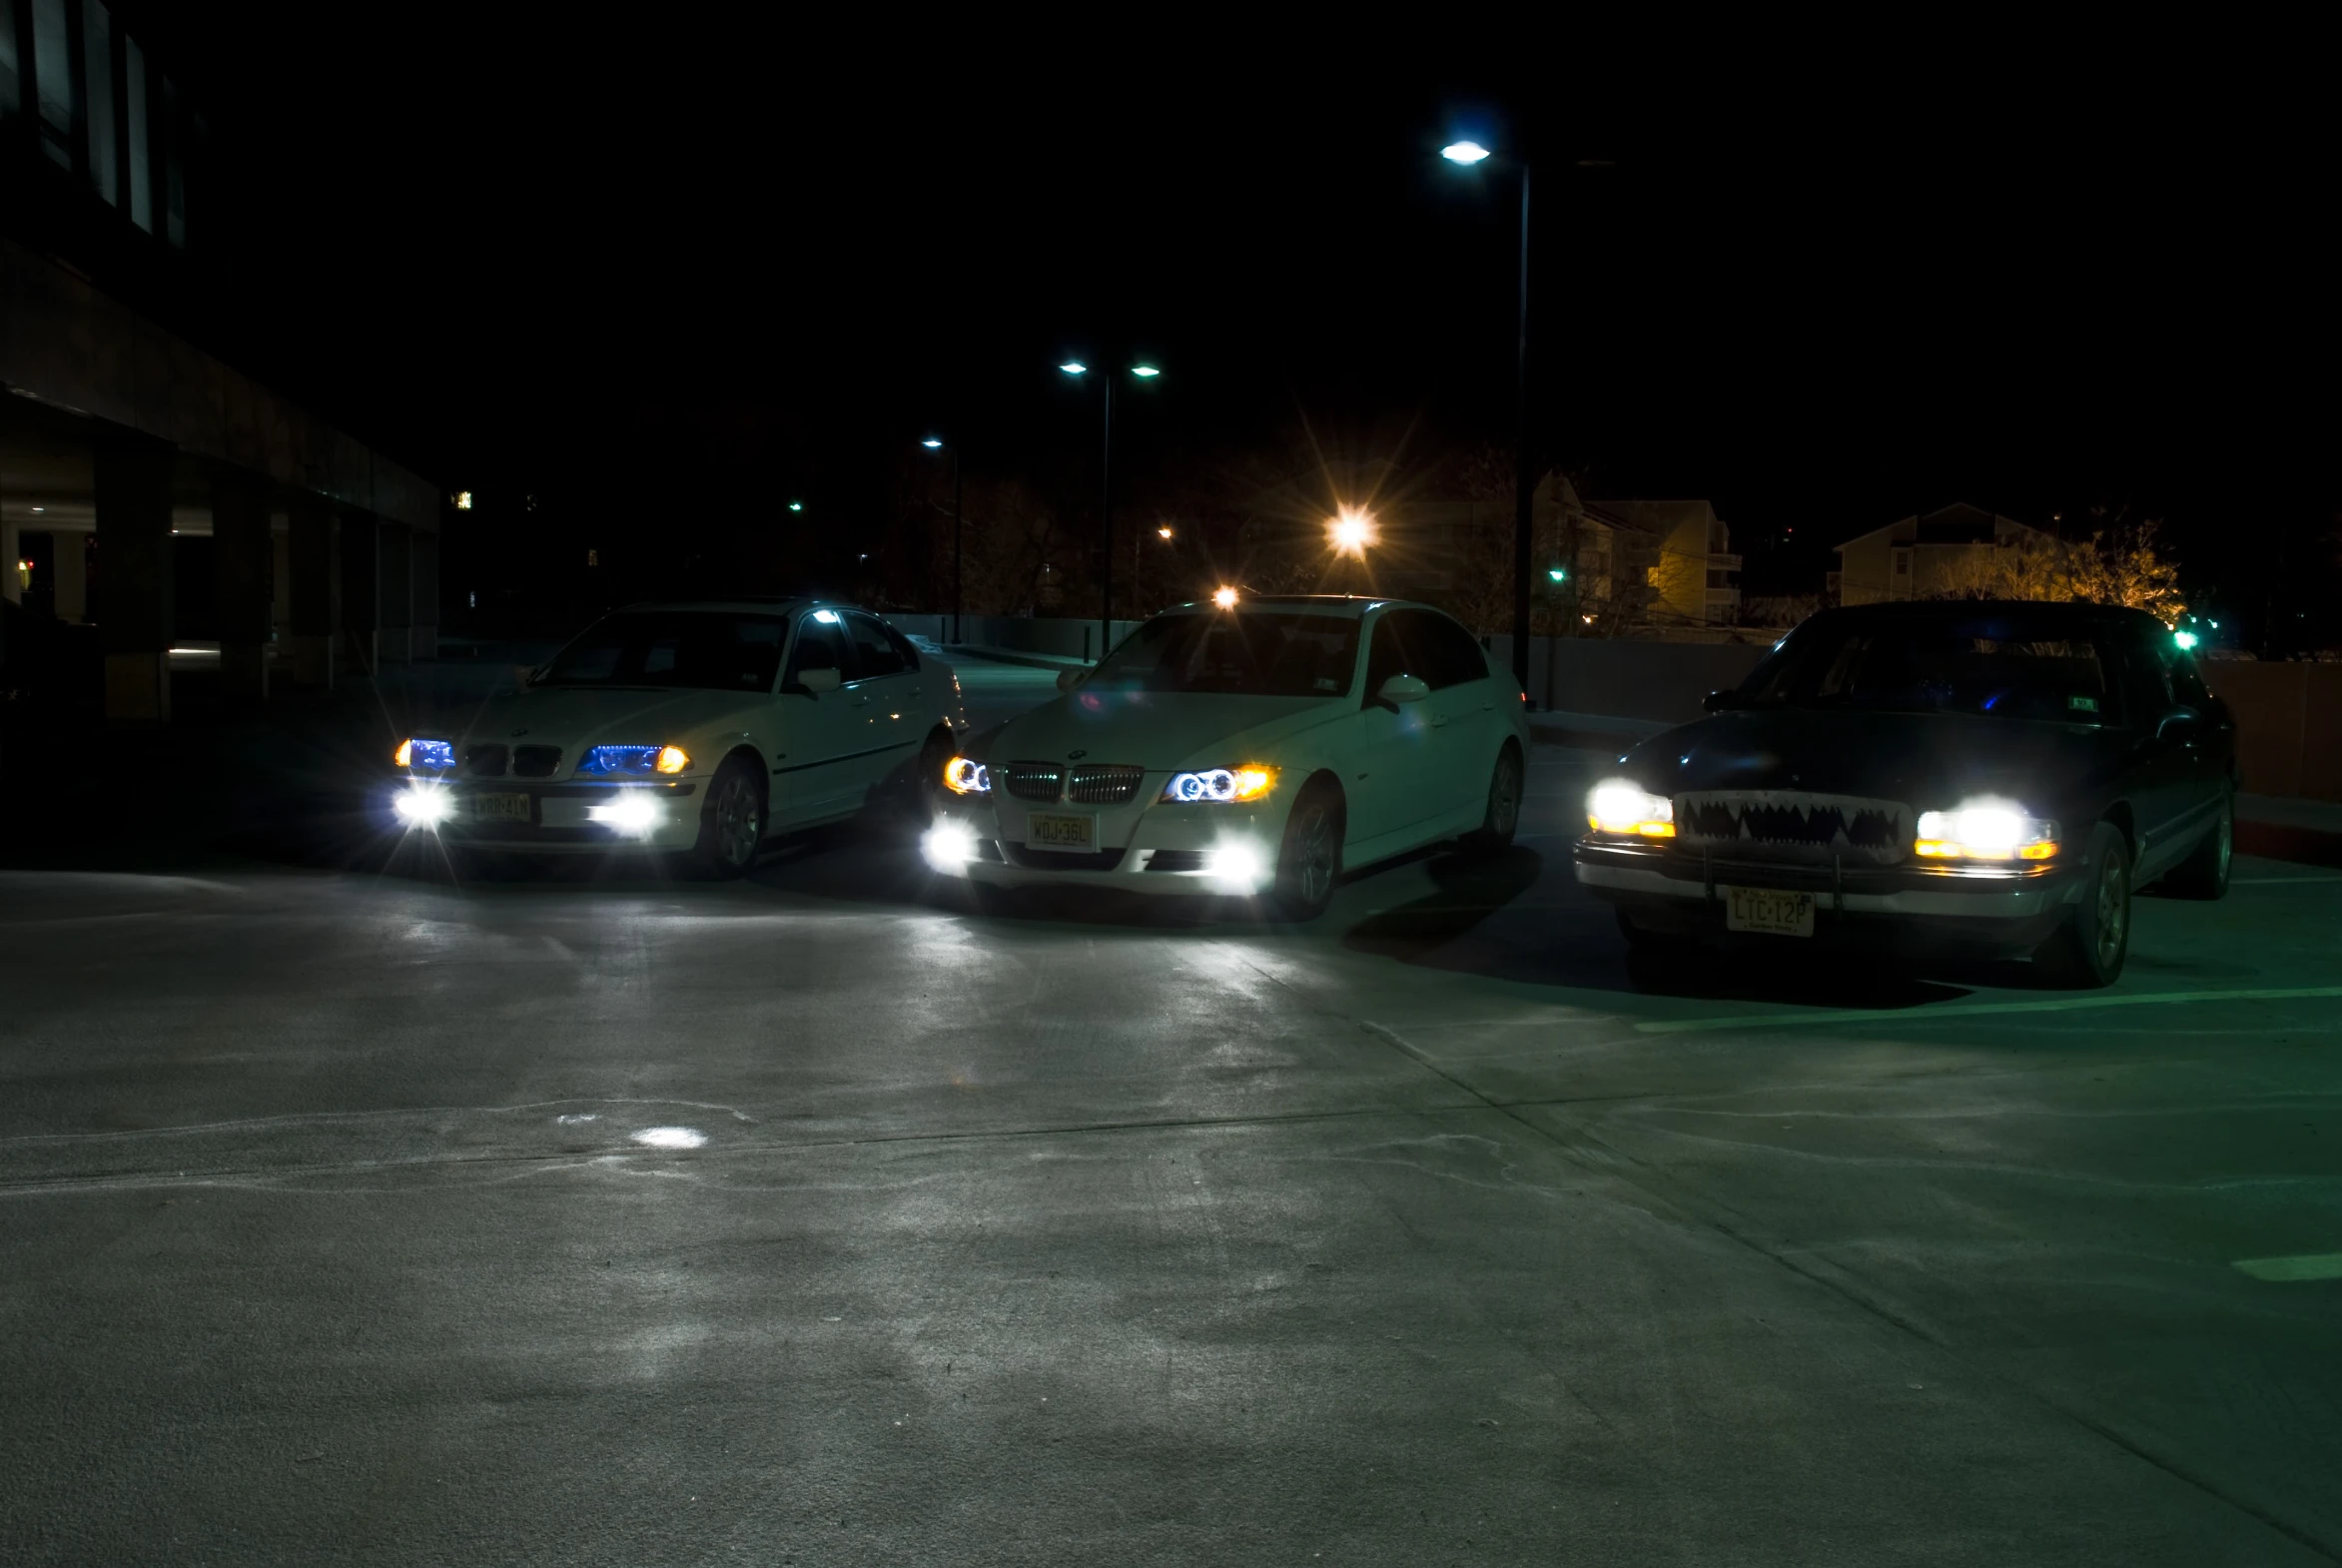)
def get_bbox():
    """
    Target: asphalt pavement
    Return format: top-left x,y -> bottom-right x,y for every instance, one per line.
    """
3,655 -> 2338,1565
